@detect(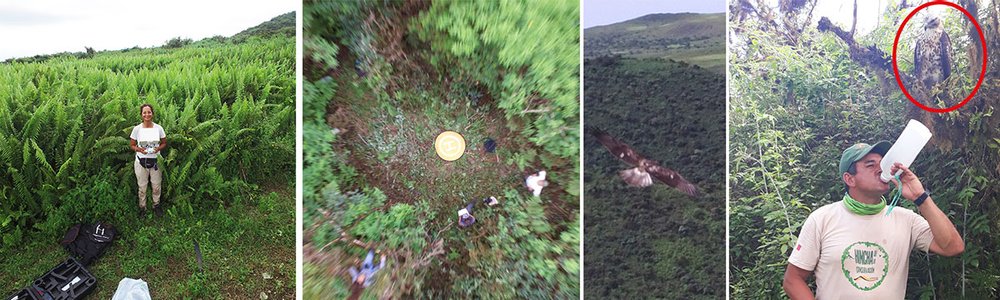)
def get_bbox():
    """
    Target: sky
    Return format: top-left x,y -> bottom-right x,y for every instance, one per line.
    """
583,0 -> 981,33
0,1 -> 296,60
811,0 -> 891,35
583,0 -> 725,28
789,0 -> 980,36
